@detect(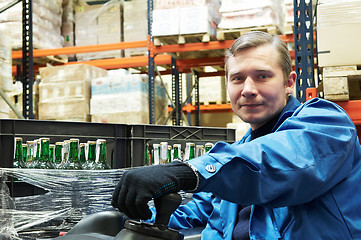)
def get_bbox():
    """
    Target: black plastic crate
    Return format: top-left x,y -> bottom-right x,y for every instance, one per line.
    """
126,124 -> 236,167
0,119 -> 128,168
1,120 -> 236,168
